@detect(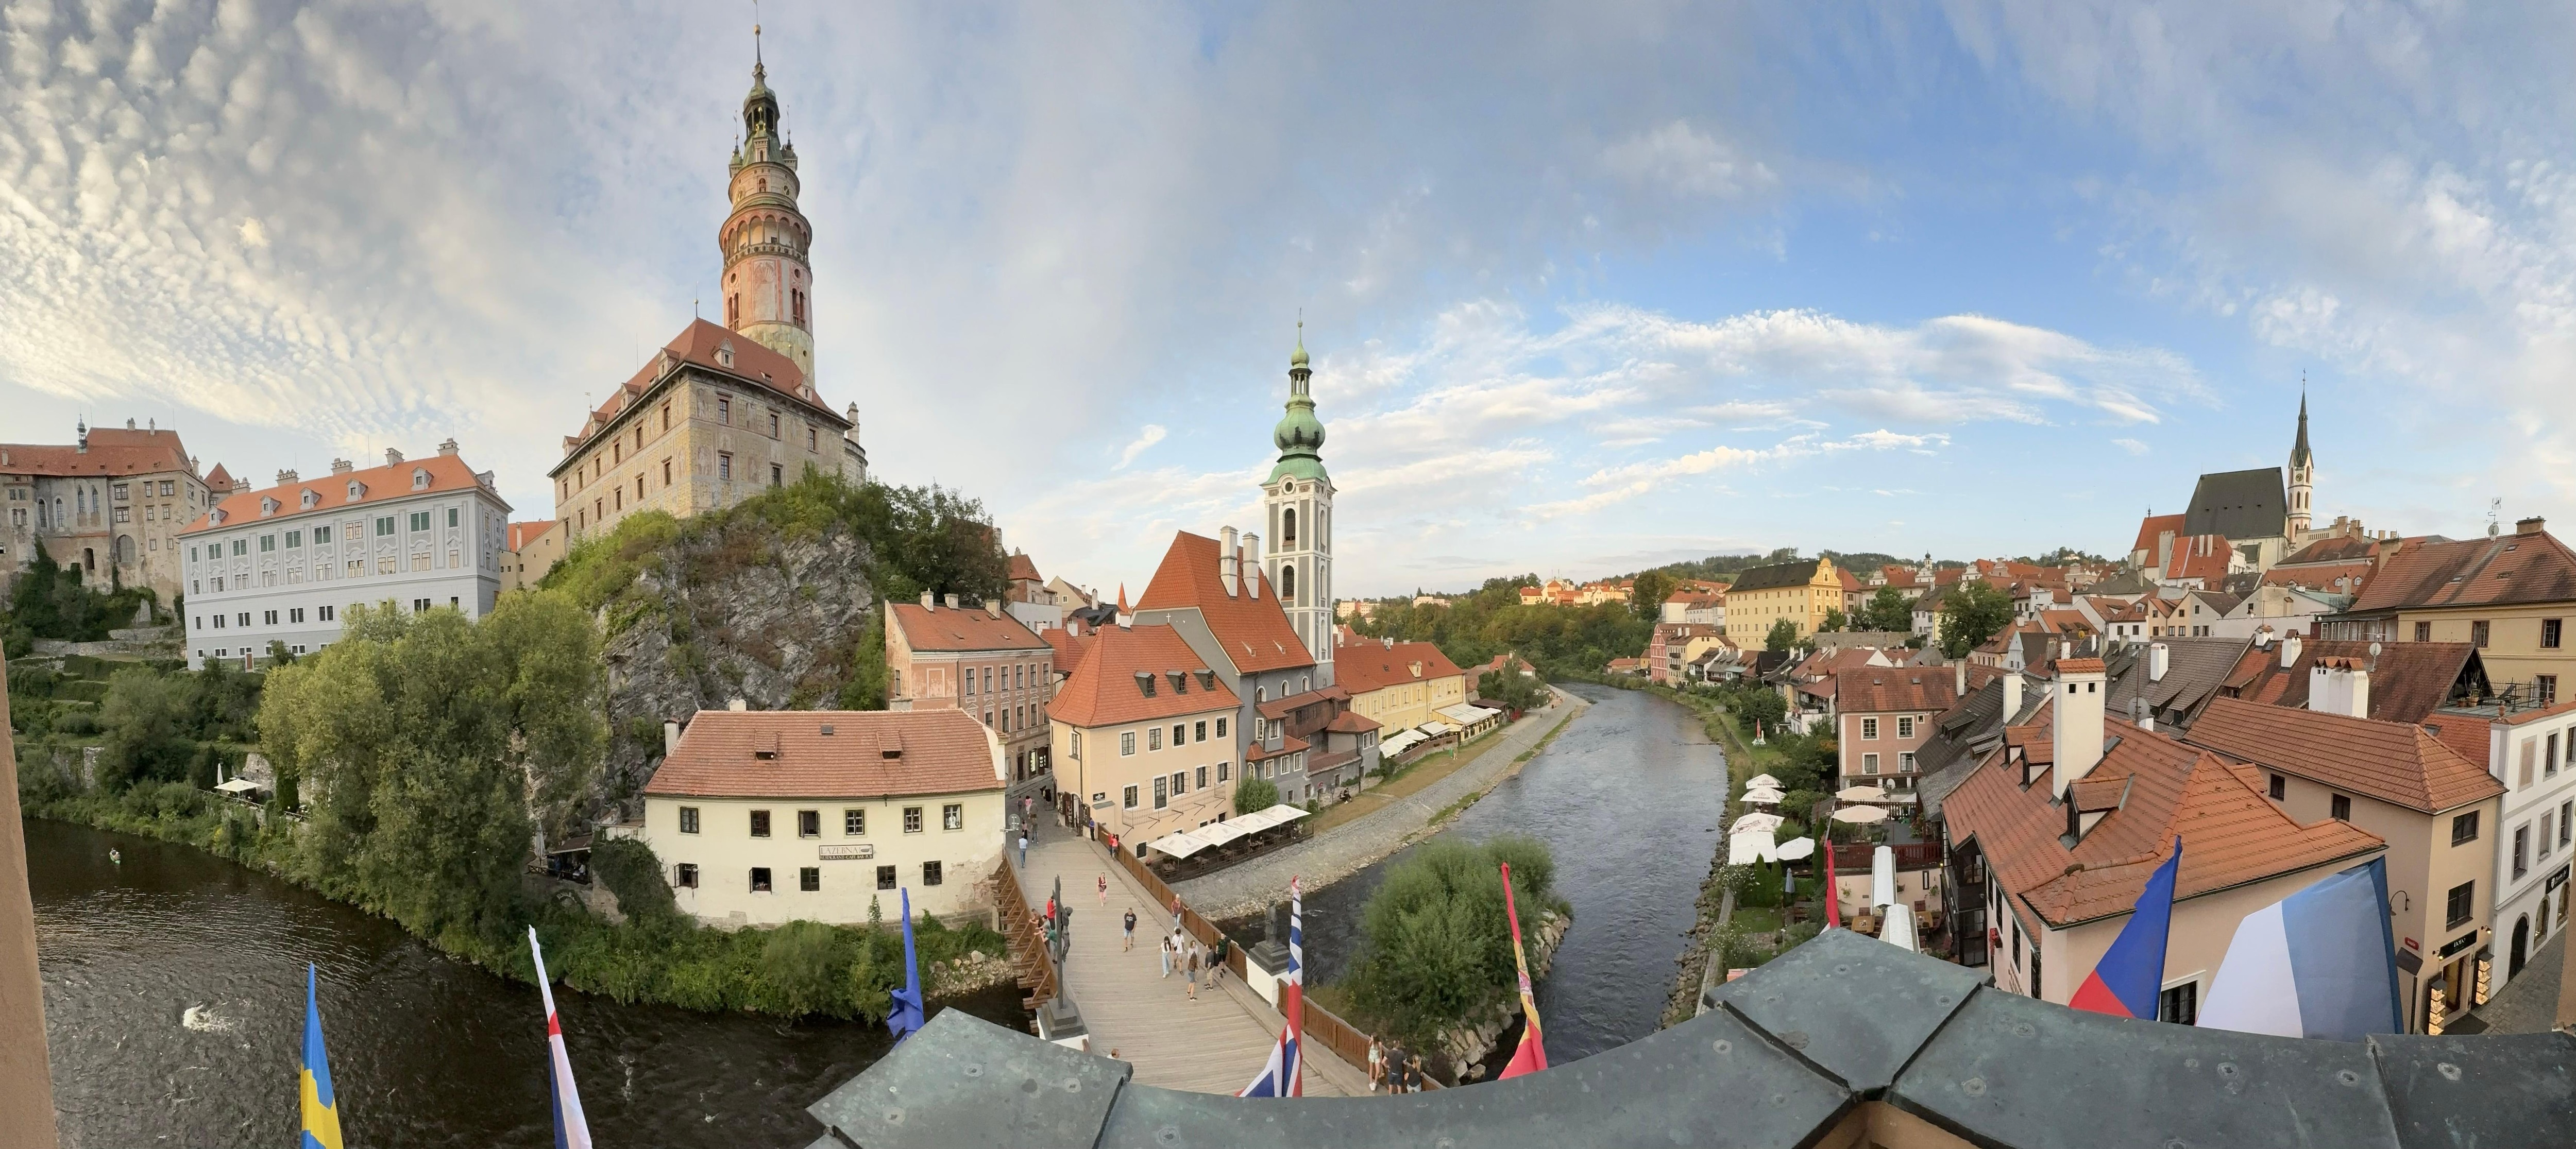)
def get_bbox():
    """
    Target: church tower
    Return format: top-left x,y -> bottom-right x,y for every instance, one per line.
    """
2287,390 -> 2315,539
1264,325 -> 1335,673
719,30 -> 816,380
